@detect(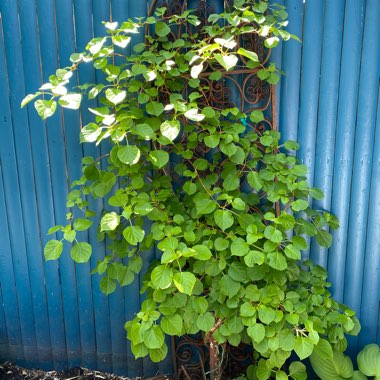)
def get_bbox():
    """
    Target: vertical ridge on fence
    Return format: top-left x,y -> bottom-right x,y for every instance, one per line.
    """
359,86 -> 380,348
17,0 -> 58,368
296,0 -> 323,261
278,0 -> 303,142
344,0 -> 380,353
328,0 -> 367,302
0,0 -> 40,367
36,0 -> 77,369
124,2 -> 146,377
0,285 -> 8,358
0,14 -> 24,367
59,0 -> 97,370
91,0 -> 114,373
297,0 -> 323,187
0,166 -> 23,365
20,0 -> 68,366
310,0 -> 345,268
